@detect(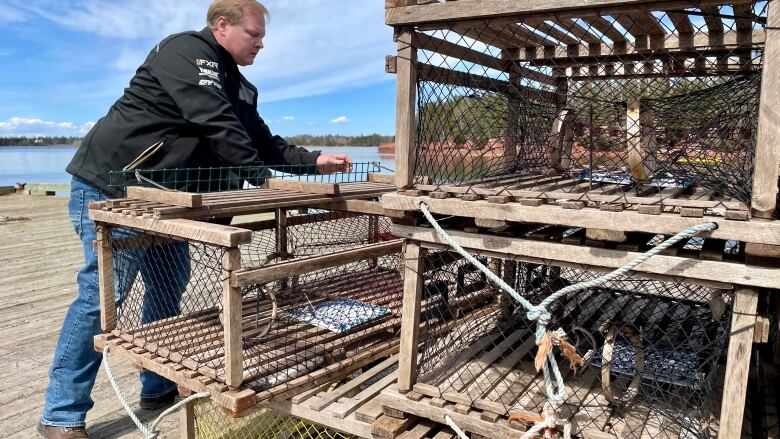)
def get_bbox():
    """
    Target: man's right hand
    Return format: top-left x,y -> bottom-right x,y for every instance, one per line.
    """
316,153 -> 353,174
